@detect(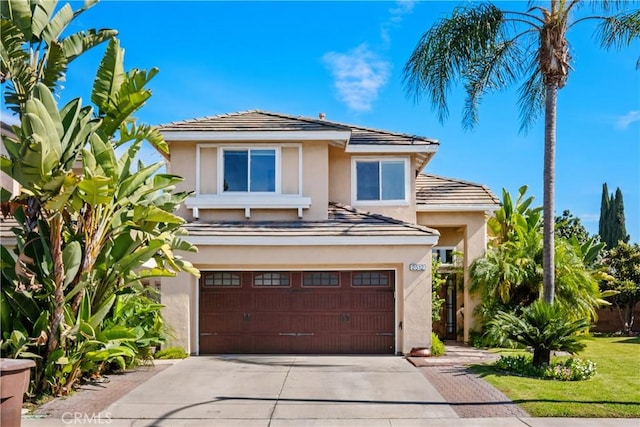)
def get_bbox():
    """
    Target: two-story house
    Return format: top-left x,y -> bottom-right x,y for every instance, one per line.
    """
157,110 -> 500,355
